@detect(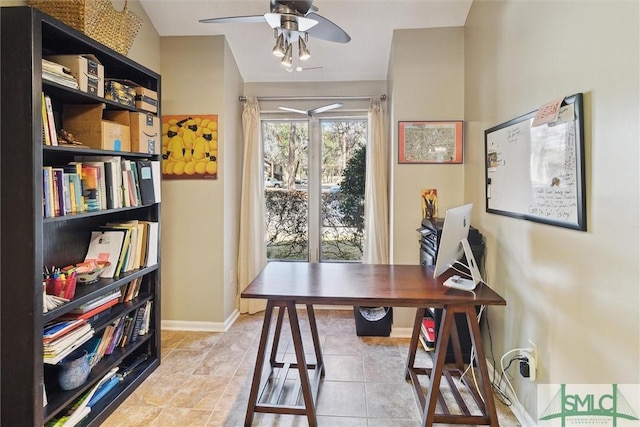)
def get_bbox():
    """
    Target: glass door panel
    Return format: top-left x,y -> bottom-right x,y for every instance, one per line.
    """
320,119 -> 367,262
